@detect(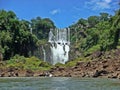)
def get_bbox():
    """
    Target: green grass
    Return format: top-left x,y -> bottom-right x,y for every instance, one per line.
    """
2,54 -> 95,71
